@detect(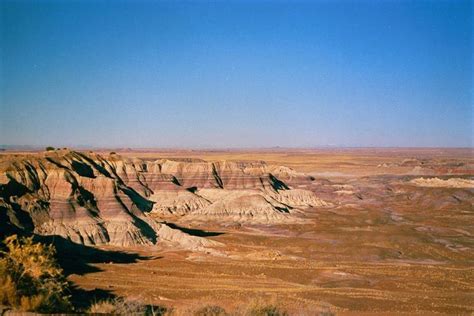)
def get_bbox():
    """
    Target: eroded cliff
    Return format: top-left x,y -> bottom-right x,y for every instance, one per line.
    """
0,150 -> 328,247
